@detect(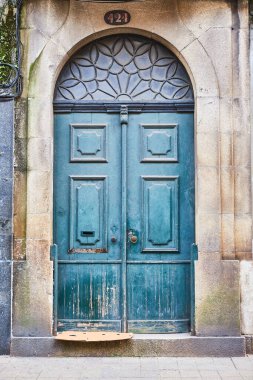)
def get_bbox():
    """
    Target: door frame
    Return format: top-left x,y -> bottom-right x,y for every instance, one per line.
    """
52,102 -> 195,334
